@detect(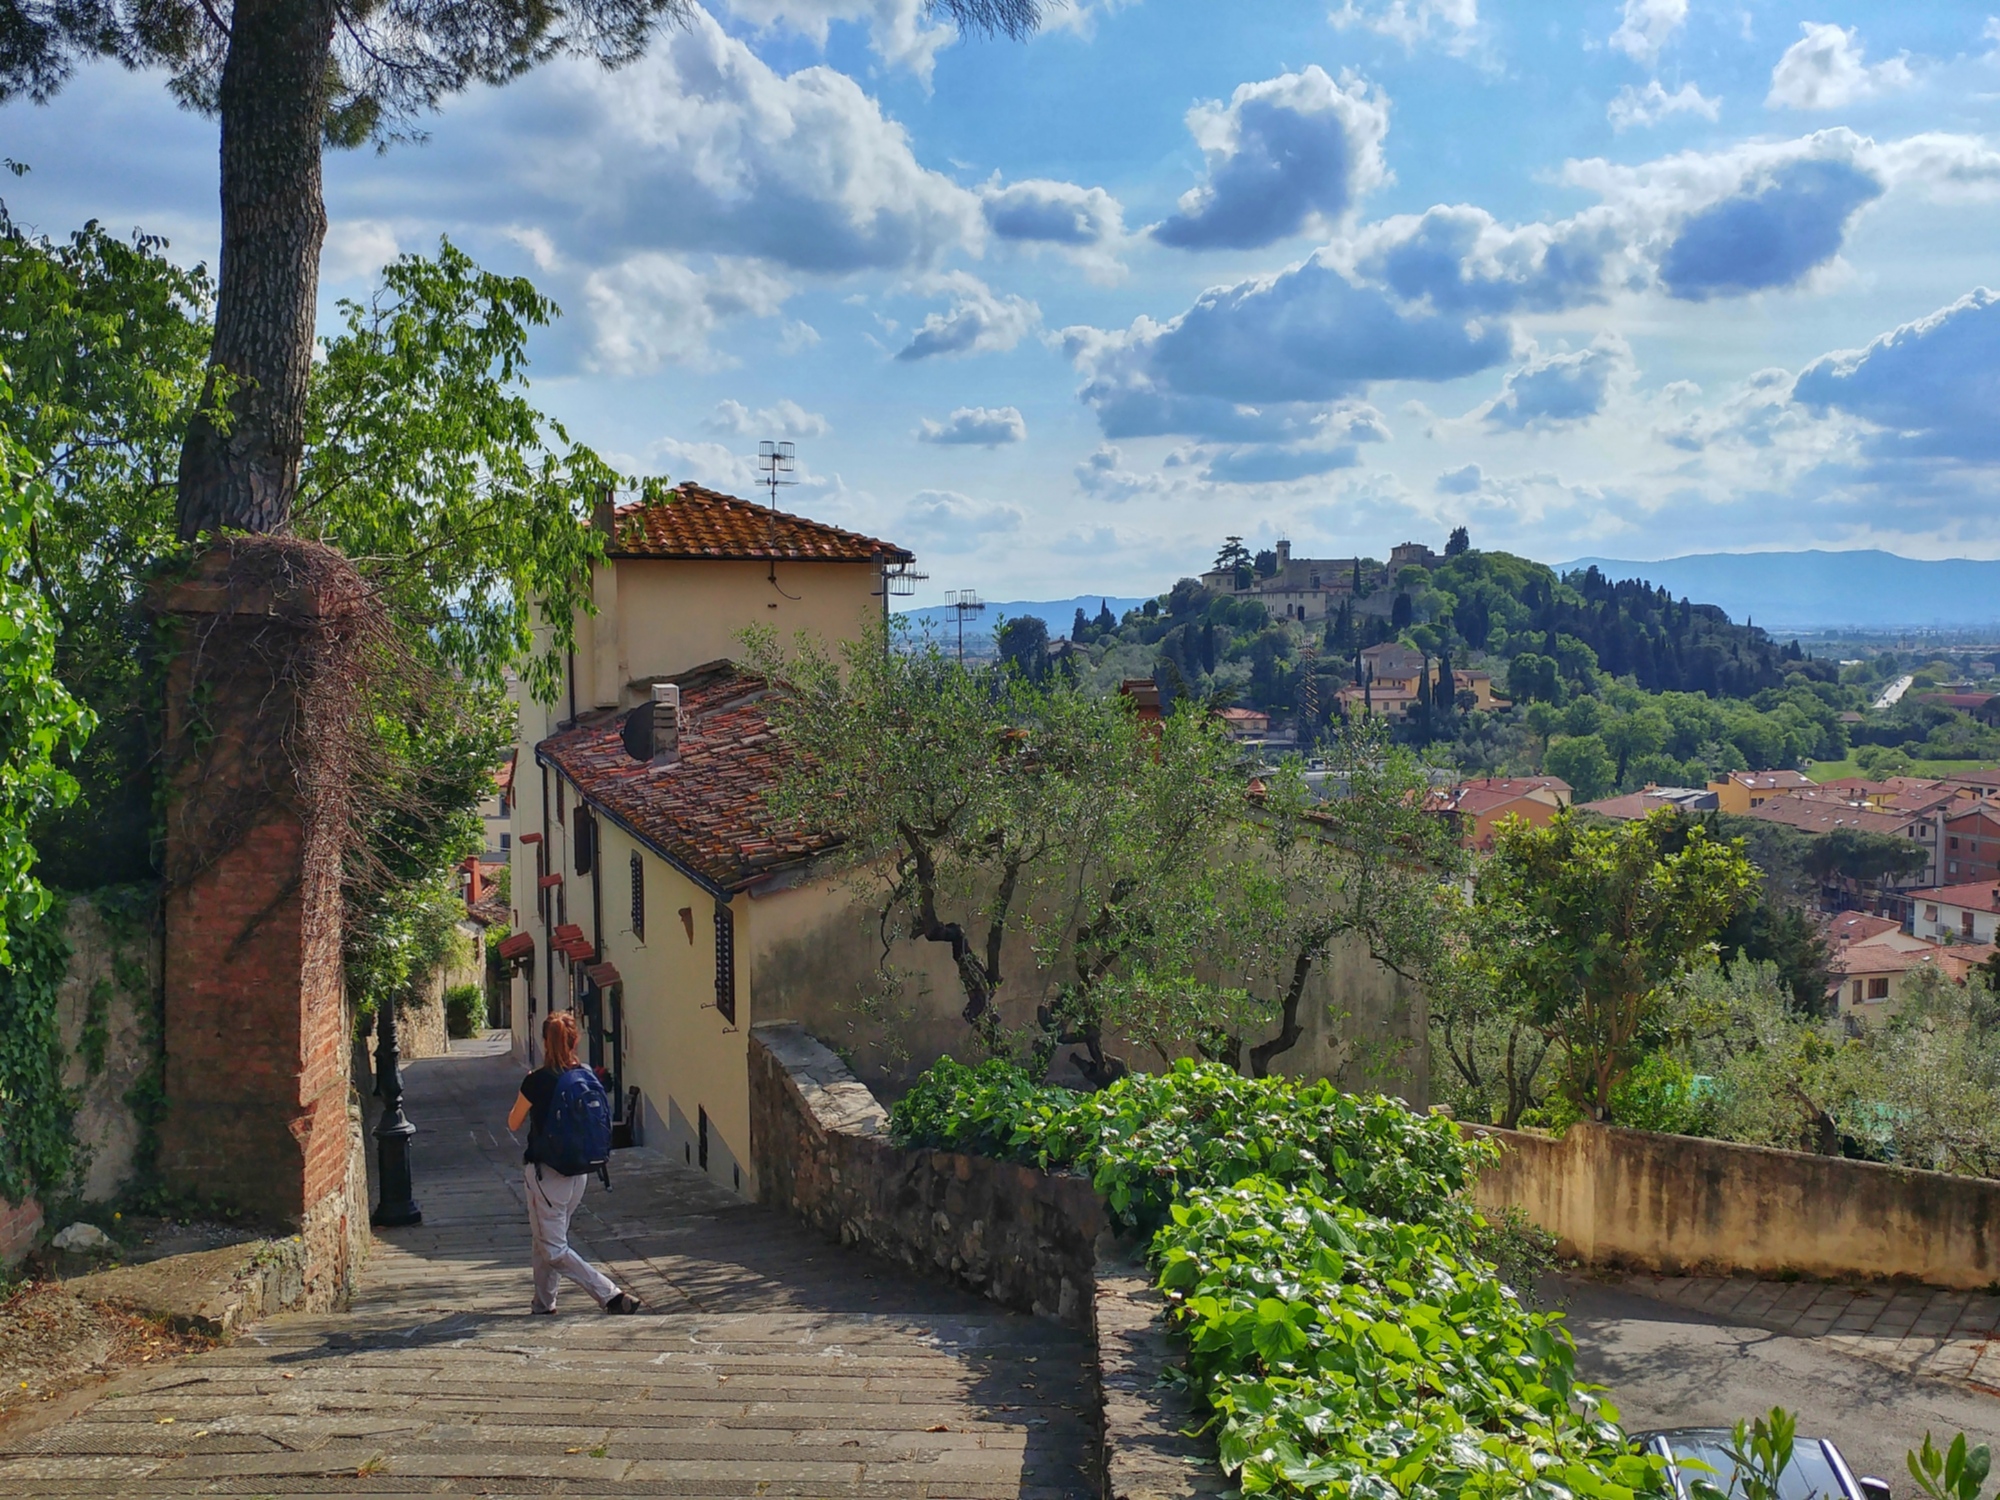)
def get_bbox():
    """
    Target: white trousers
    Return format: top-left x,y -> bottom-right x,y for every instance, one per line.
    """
524,1163 -> 619,1312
